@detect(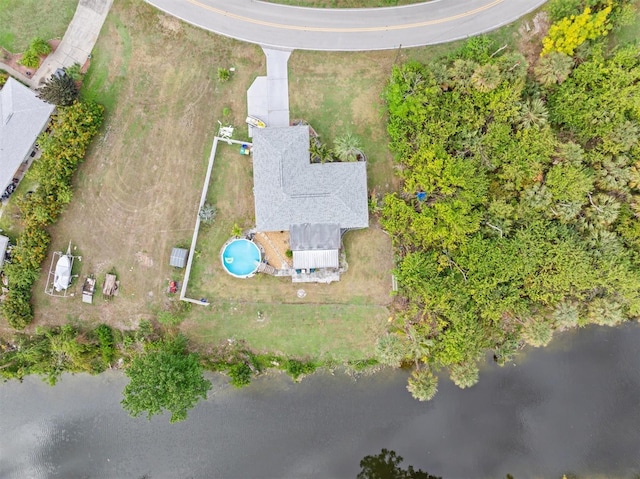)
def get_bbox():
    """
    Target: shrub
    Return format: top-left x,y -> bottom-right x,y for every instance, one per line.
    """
376,333 -> 407,368
95,324 -> 116,365
521,317 -> 554,347
217,67 -> 231,82
227,362 -> 252,387
284,359 -> 317,381
30,38 -> 51,56
231,223 -> 243,238
17,38 -> 52,69
64,63 -> 83,82
37,73 -> 79,106
19,50 -> 40,68
198,203 -> 217,225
